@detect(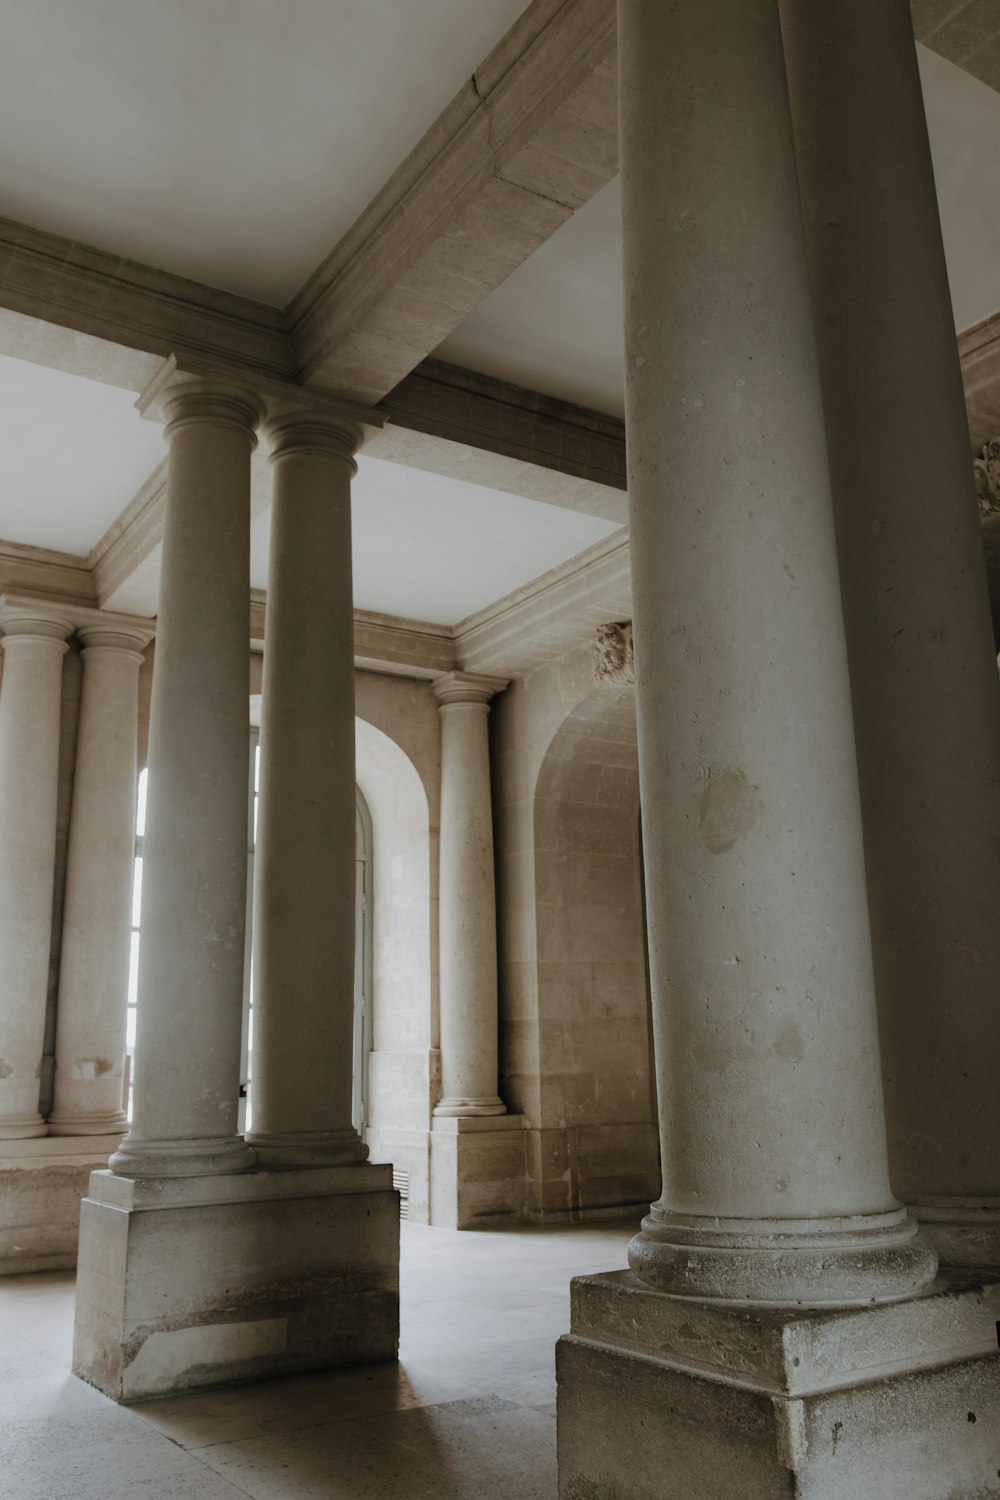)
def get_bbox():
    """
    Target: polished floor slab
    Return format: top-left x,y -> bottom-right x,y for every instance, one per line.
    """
0,1217 -> 632,1499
